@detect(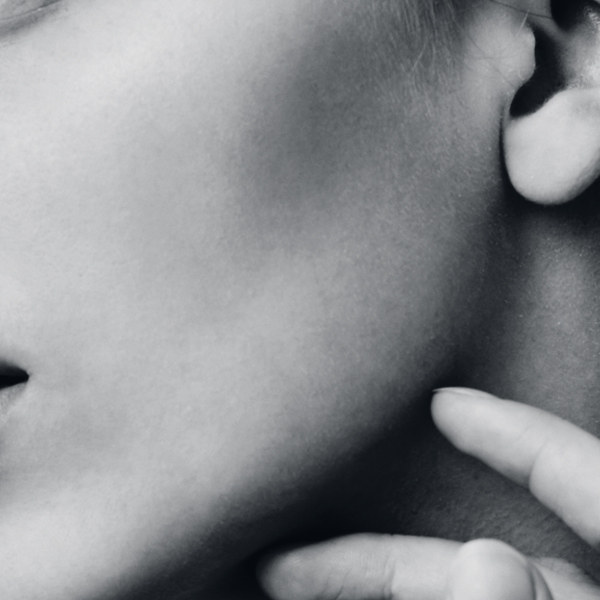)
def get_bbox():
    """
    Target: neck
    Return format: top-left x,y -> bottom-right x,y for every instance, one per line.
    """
323,196 -> 600,579
186,197 -> 600,598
